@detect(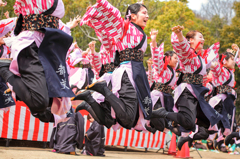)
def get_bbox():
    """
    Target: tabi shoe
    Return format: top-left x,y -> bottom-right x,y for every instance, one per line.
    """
75,101 -> 101,124
225,132 -> 240,146
177,136 -> 193,150
170,126 -> 181,136
71,90 -> 92,101
71,85 -> 80,94
86,80 -> 111,97
151,107 -> 169,119
145,123 -> 157,134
